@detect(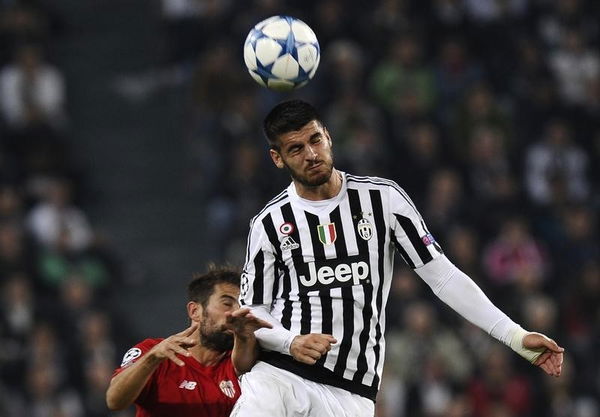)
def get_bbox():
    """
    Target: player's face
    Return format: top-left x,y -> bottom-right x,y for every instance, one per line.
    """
270,120 -> 334,187
198,283 -> 240,352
